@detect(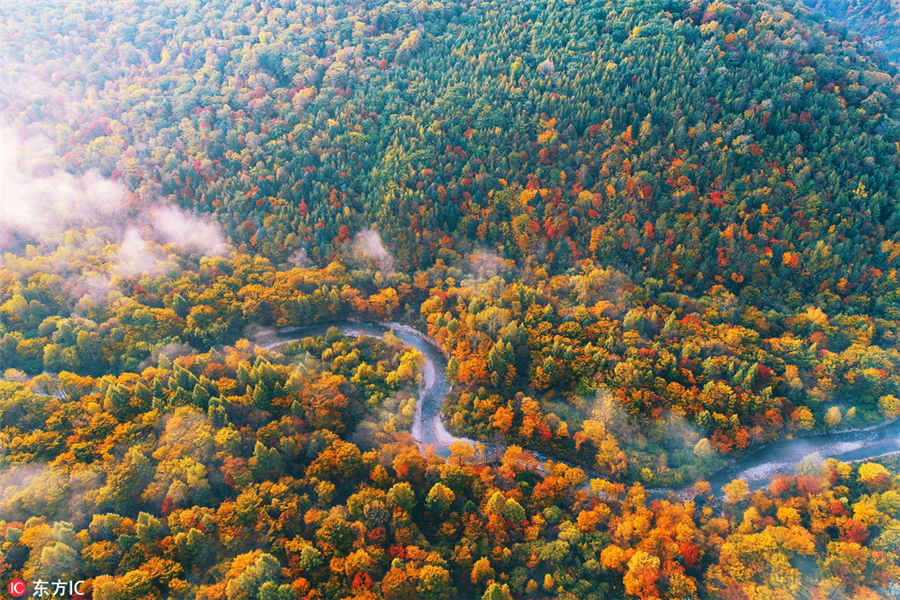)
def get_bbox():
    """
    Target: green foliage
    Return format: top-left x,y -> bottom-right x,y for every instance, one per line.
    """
424,269 -> 900,486
804,0 -> 900,62
2,0 -> 898,314
0,0 -> 899,597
